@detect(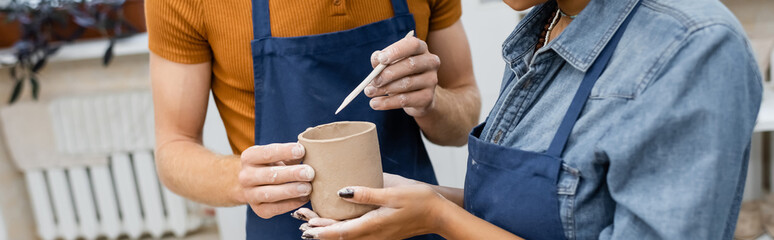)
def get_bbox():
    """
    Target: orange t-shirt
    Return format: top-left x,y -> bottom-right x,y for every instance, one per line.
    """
146,0 -> 462,154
